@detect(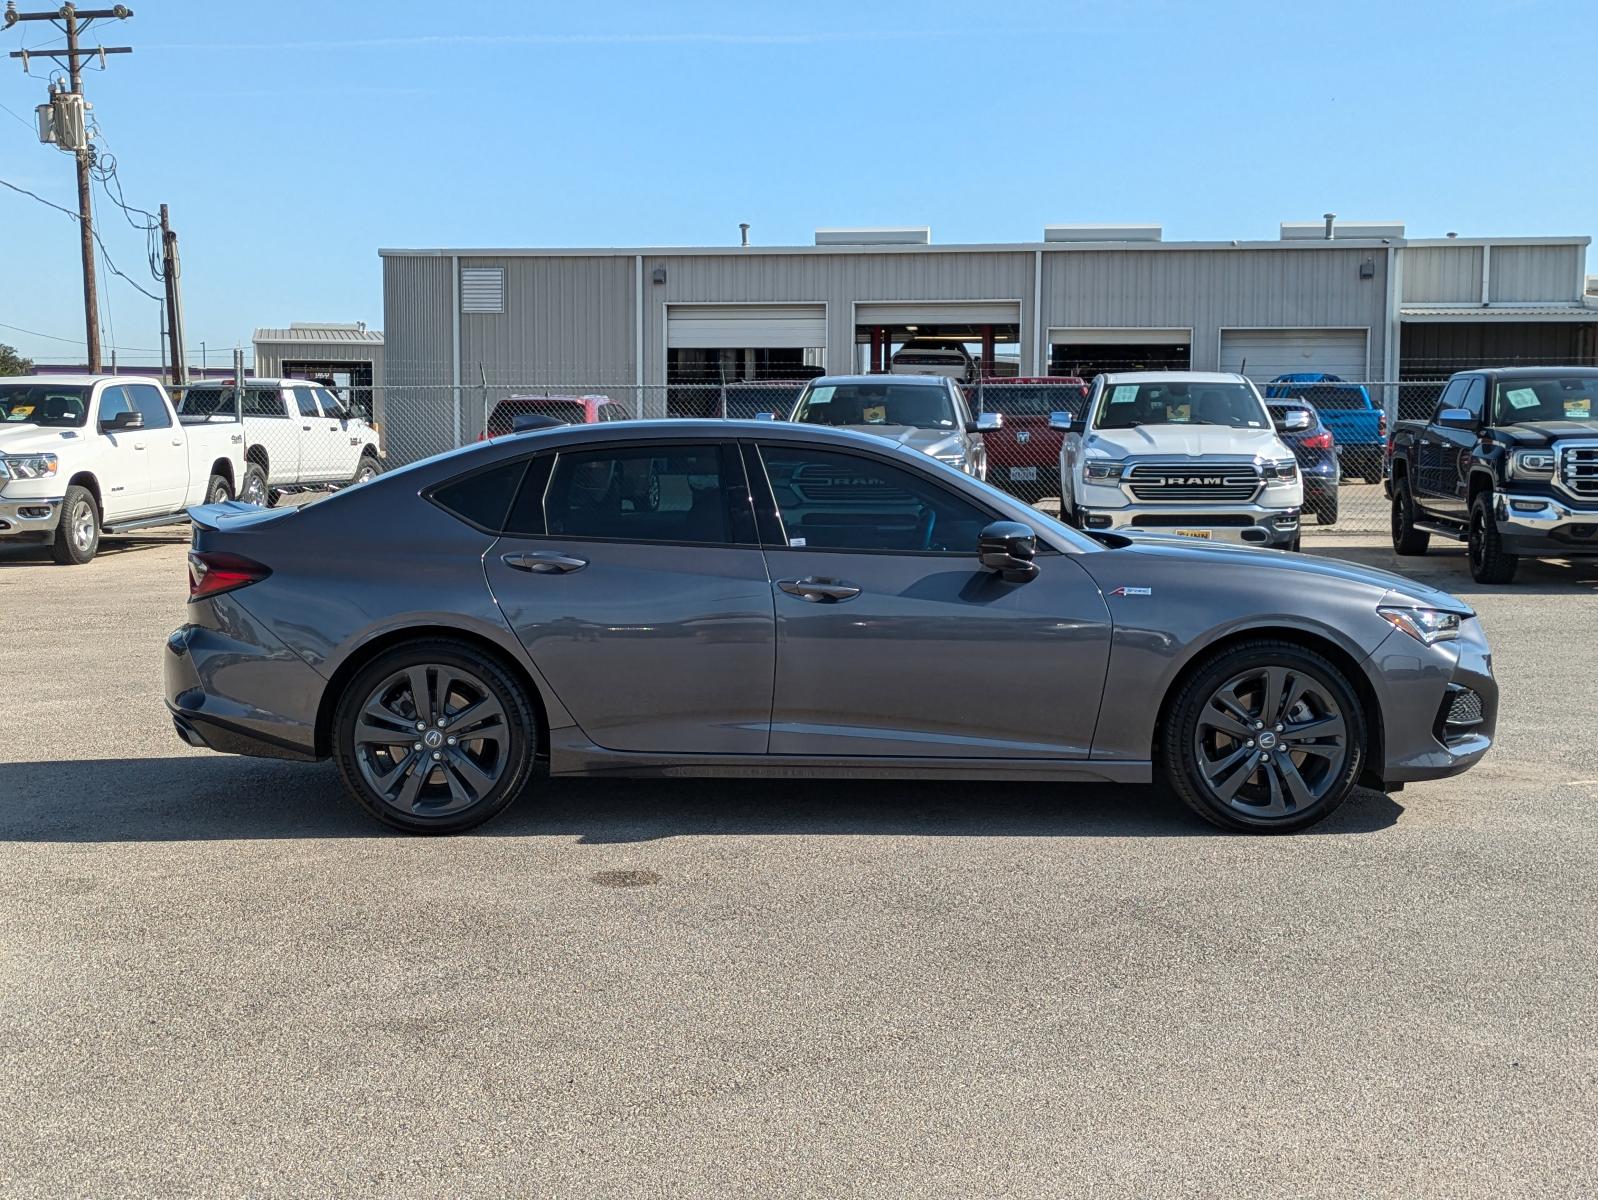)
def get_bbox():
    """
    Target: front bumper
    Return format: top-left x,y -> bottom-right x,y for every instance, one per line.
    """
1492,492 -> 1598,556
1078,502 -> 1301,547
0,492 -> 64,539
1371,617 -> 1498,785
